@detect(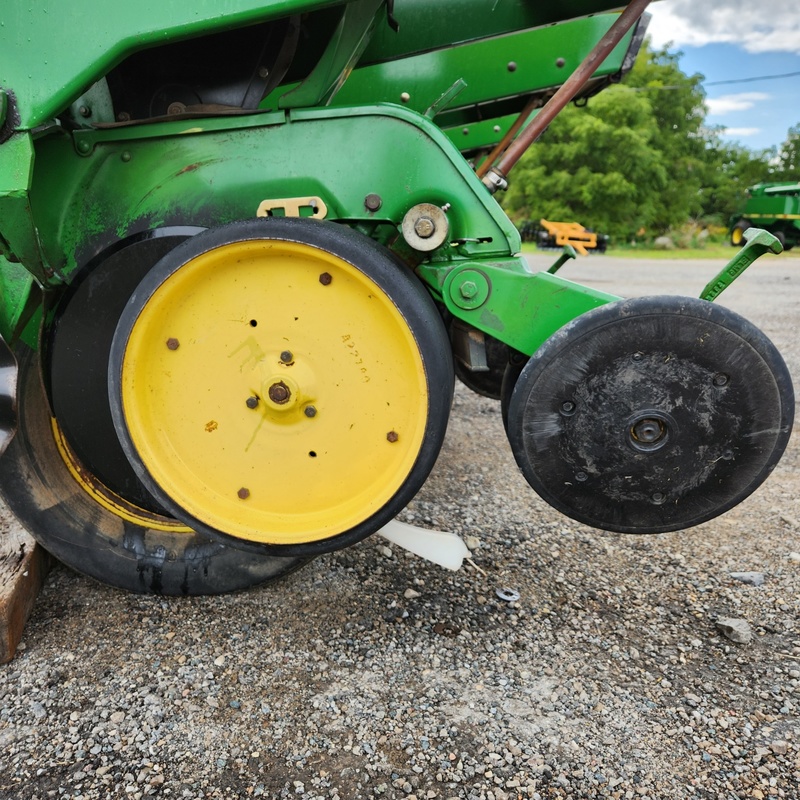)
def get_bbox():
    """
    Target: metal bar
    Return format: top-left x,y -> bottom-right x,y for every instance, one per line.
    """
482,0 -> 652,193
475,96 -> 539,179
